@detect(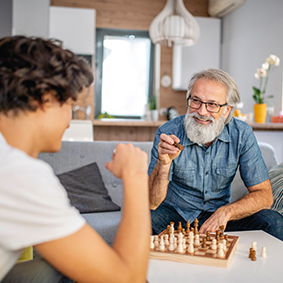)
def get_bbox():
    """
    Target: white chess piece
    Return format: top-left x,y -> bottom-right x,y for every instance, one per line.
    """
170,223 -> 174,234
211,238 -> 217,250
222,239 -> 227,251
217,243 -> 225,257
159,235 -> 165,251
261,246 -> 267,257
177,239 -> 184,253
252,241 -> 257,251
183,238 -> 186,249
194,234 -> 200,245
188,242 -> 194,253
154,235 -> 159,248
174,236 -> 177,249
168,234 -> 175,251
164,234 -> 169,245
150,235 -> 154,249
